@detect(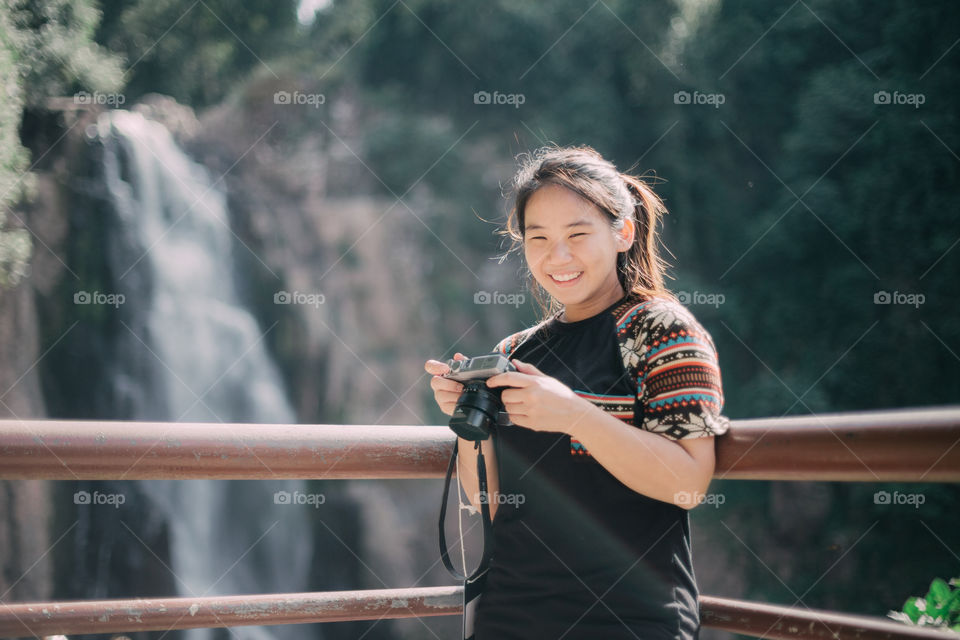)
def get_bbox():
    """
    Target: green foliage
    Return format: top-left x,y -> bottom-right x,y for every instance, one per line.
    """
0,0 -> 124,289
0,7 -> 30,209
888,577 -> 960,632
0,210 -> 31,288
5,0 -> 124,102
0,32 -> 31,290
96,0 -> 300,107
